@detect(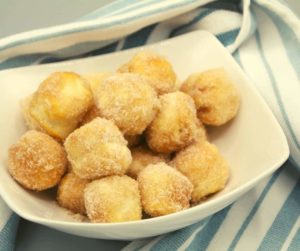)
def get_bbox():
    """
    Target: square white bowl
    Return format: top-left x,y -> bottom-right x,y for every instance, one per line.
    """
0,30 -> 289,240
